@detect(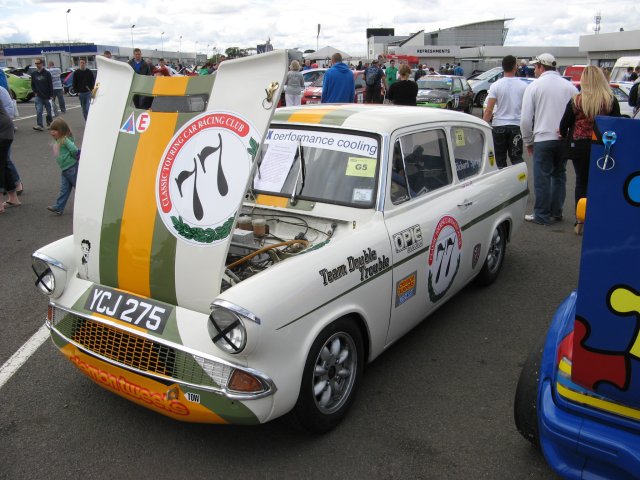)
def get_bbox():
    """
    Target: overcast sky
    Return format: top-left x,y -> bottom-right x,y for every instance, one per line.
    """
1,0 -> 638,57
